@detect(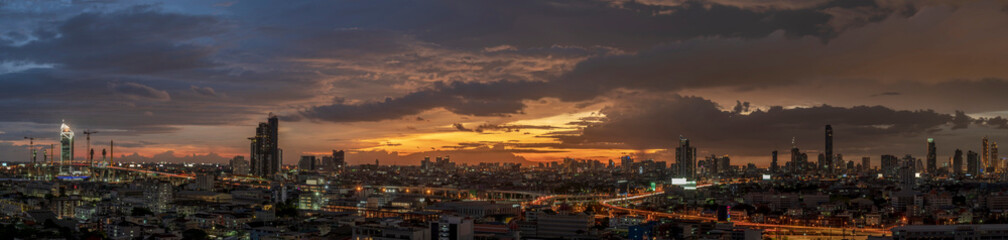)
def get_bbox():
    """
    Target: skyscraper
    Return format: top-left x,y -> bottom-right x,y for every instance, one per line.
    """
333,150 -> 346,170
861,157 -> 870,172
881,154 -> 898,177
953,149 -> 963,176
993,142 -> 1000,173
983,137 -> 990,173
250,114 -> 280,178
770,151 -> 778,173
298,155 -> 316,171
824,125 -> 833,174
60,122 -> 74,174
968,150 -> 980,176
675,136 -> 696,180
719,155 -> 730,175
927,138 -> 936,174
817,153 -> 826,174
